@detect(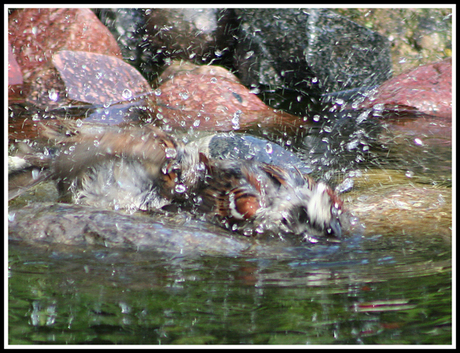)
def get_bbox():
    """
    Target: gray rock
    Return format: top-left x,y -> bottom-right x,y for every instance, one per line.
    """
233,8 -> 392,95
